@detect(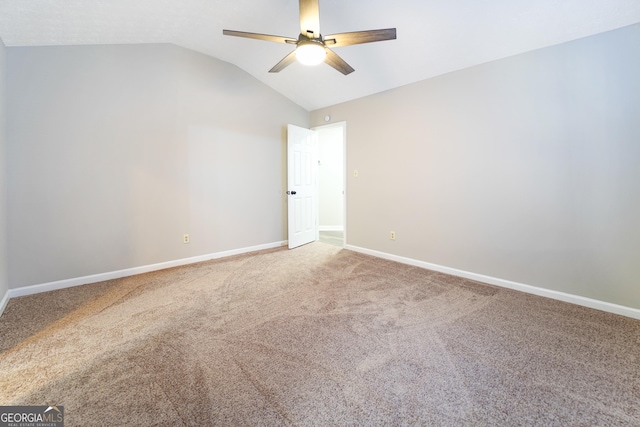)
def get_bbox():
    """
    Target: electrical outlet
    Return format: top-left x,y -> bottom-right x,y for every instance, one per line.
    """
390,231 -> 396,240
183,234 -> 190,244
